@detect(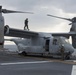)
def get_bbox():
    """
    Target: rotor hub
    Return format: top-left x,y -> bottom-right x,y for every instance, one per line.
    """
72,17 -> 76,23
